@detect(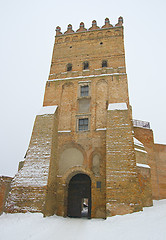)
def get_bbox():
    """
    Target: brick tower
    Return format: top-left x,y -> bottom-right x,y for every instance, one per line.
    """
6,17 -> 144,218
